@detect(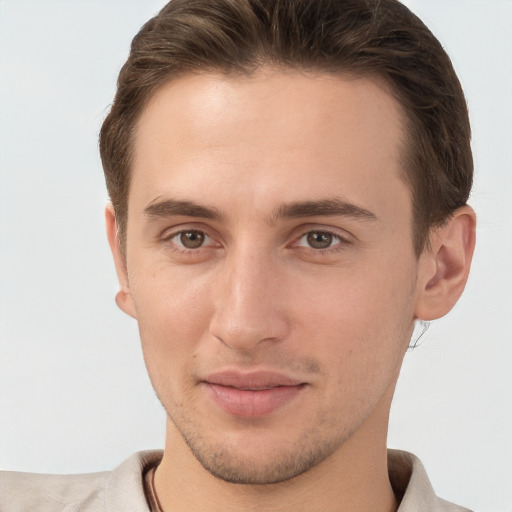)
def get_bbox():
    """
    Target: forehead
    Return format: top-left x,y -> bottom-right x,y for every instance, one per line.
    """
131,69 -> 409,221
134,69 -> 405,157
